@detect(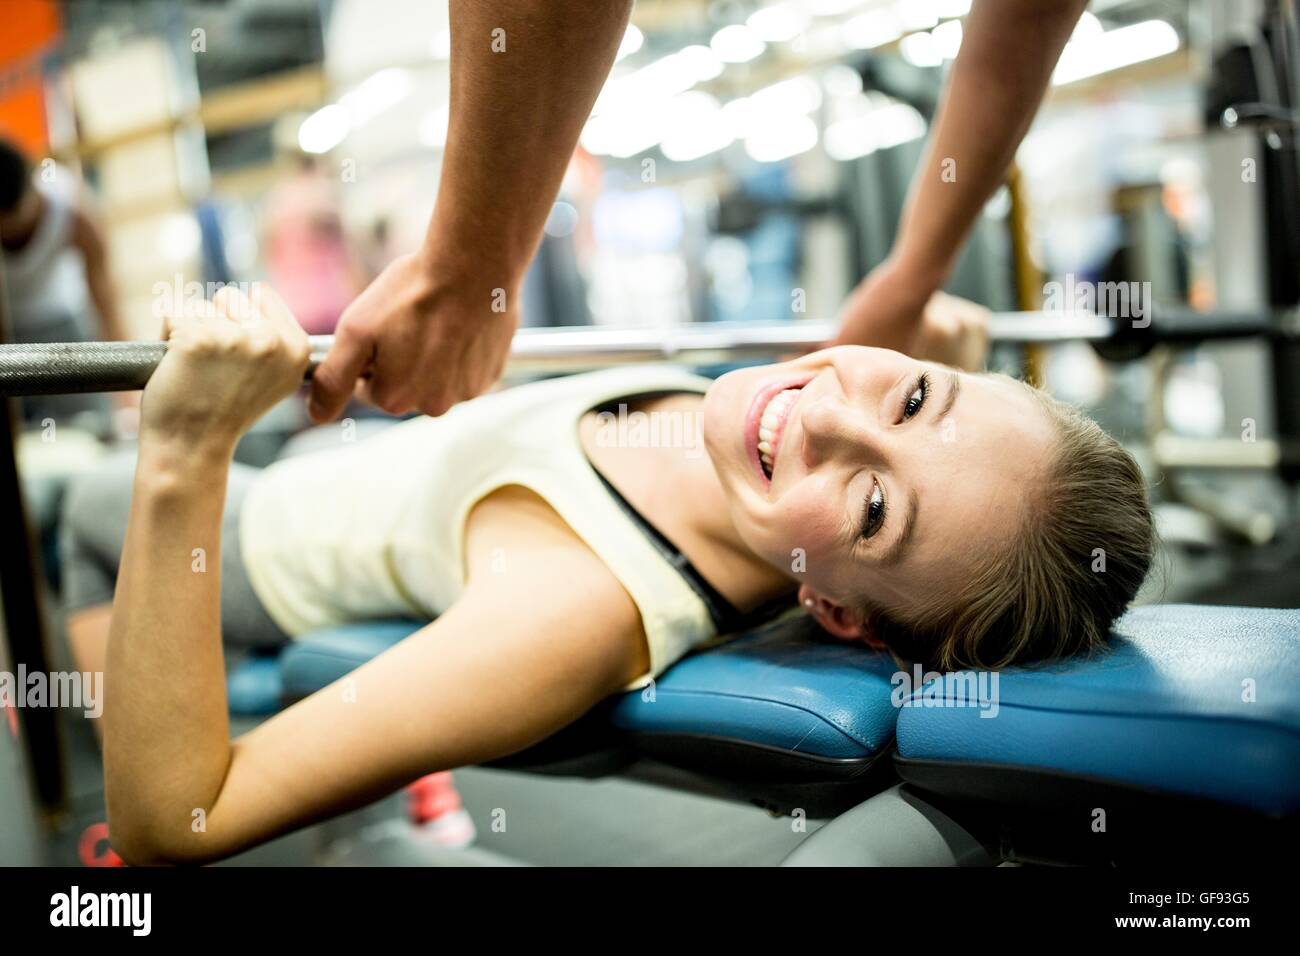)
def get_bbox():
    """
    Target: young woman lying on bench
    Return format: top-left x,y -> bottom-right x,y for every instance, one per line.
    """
68,287 -> 1153,864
